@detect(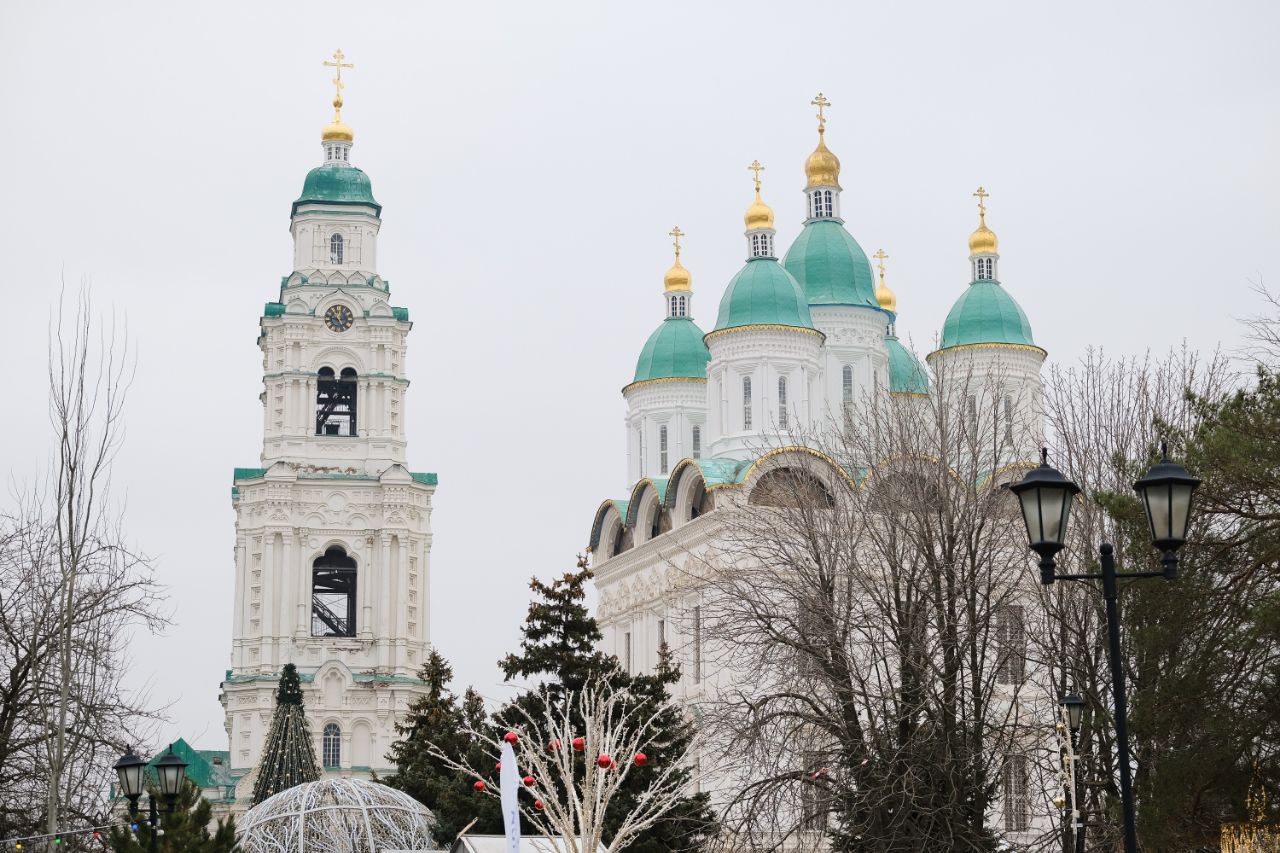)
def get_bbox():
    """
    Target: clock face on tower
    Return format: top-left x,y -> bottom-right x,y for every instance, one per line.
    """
324,304 -> 354,333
